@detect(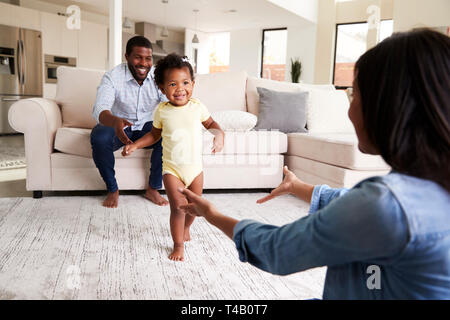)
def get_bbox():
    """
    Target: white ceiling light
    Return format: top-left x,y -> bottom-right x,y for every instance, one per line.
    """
192,9 -> 199,44
161,0 -> 169,37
